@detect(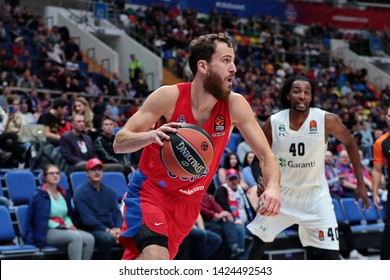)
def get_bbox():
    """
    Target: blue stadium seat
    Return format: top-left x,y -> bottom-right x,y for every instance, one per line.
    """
37,171 -> 70,191
113,127 -> 122,135
69,172 -> 87,193
332,198 -> 346,223
226,132 -> 241,154
15,205 -> 59,254
102,172 -> 128,202
4,170 -> 37,206
0,205 -> 38,258
340,197 -> 384,233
